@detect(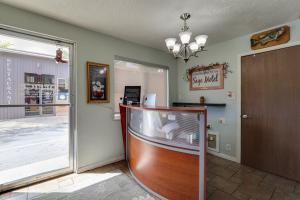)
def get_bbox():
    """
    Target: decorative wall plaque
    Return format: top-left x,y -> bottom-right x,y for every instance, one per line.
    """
250,26 -> 290,50
189,64 -> 224,90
